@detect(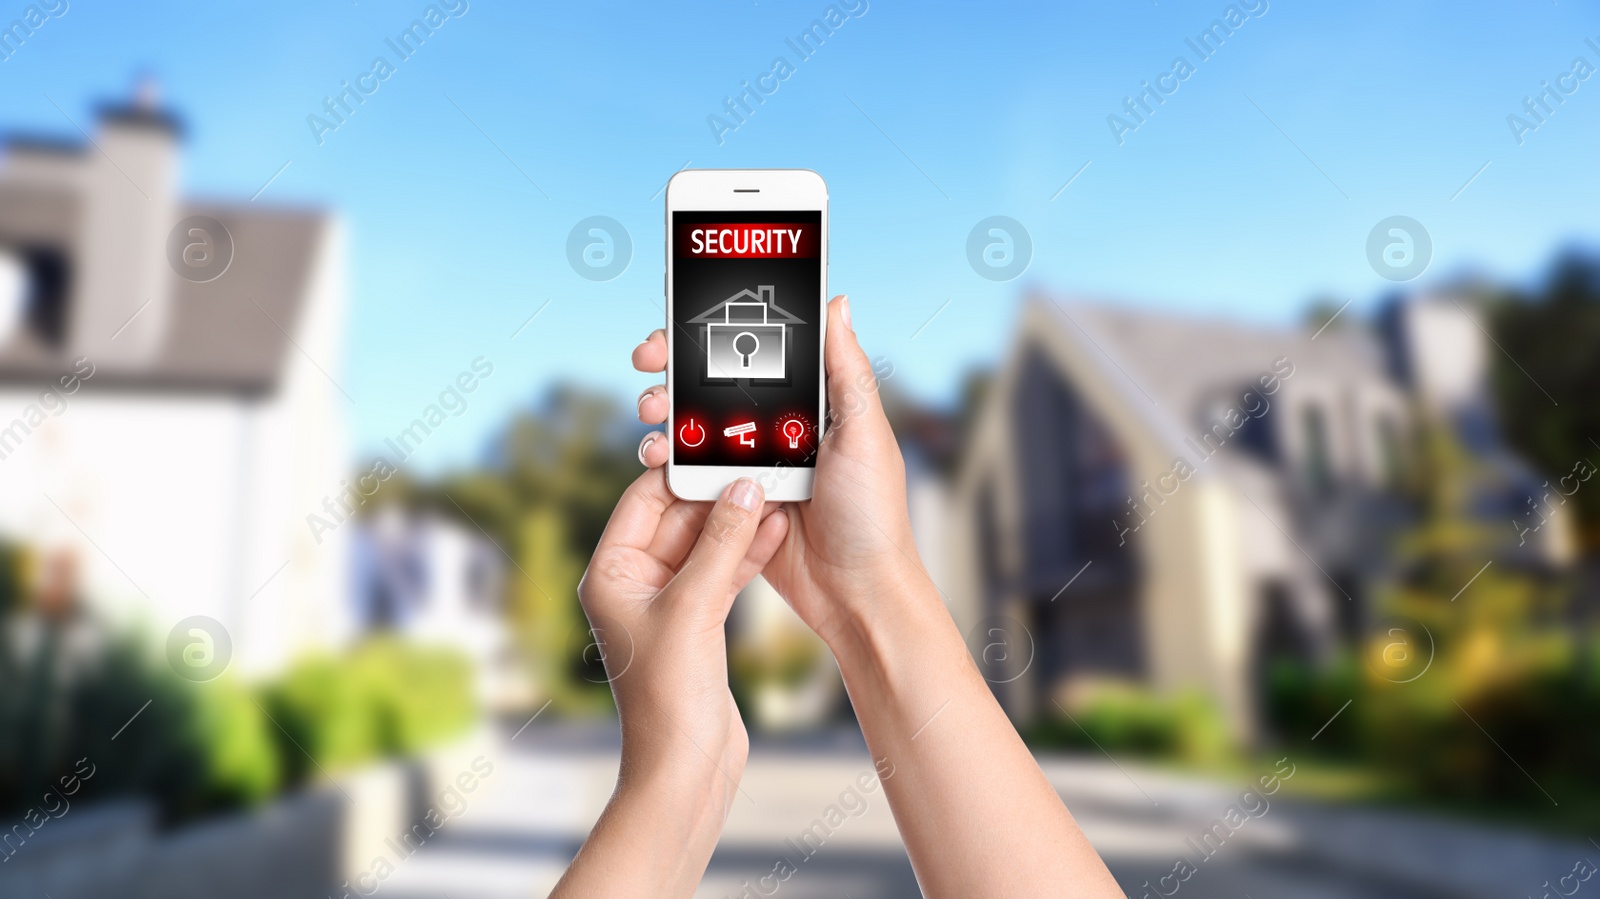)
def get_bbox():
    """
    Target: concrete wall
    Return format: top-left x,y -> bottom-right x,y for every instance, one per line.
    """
0,792 -> 342,898
0,741 -> 467,899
